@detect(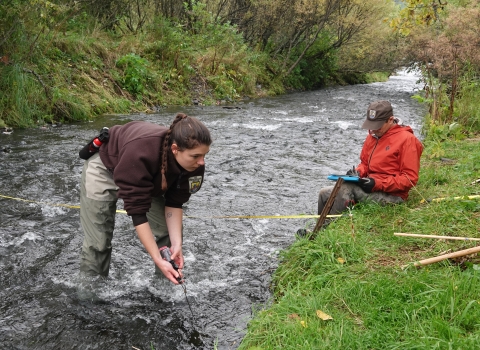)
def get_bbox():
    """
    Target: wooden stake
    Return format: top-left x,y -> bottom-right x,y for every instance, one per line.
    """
406,245 -> 480,268
311,177 -> 344,237
420,194 -> 480,203
394,232 -> 480,242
